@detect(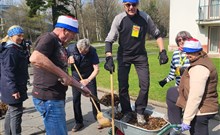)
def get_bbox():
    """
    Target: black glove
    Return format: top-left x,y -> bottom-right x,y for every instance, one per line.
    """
158,49 -> 168,65
180,67 -> 187,76
104,56 -> 115,73
158,78 -> 167,87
